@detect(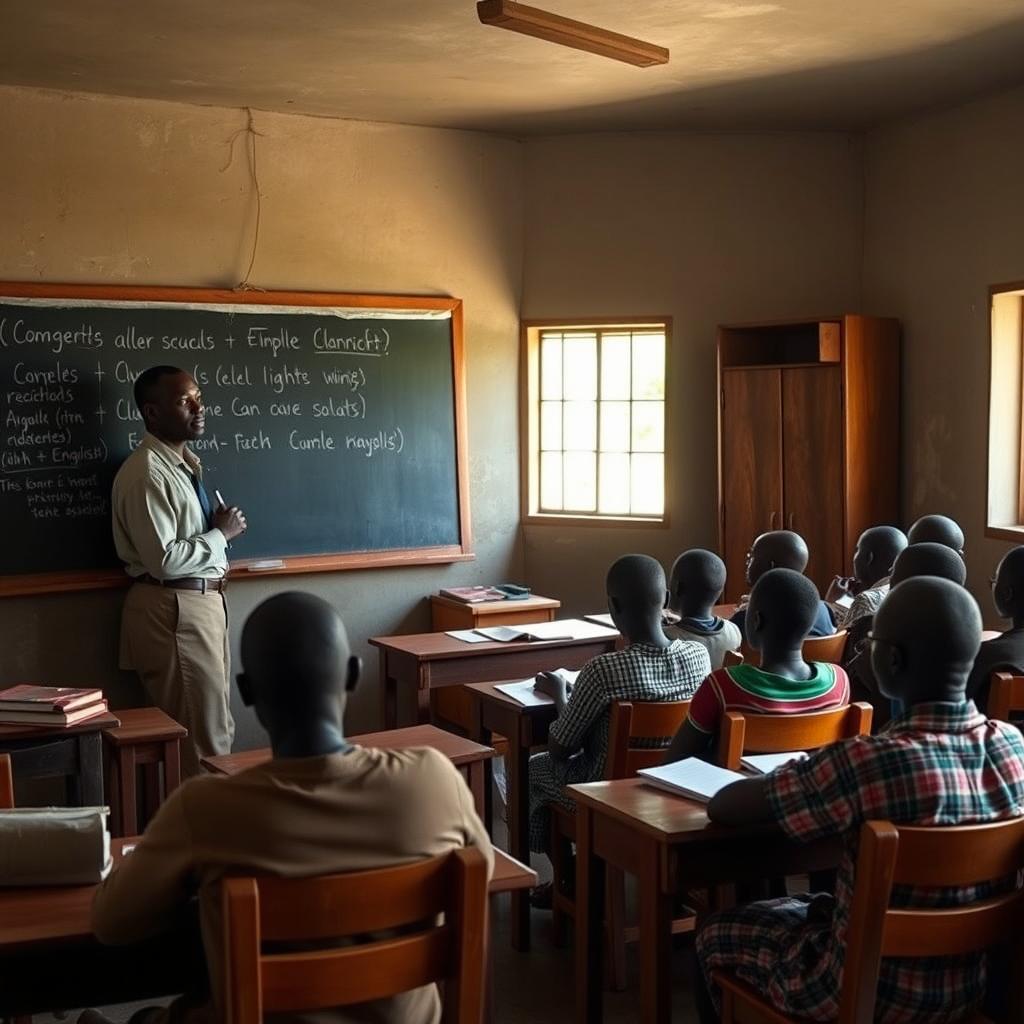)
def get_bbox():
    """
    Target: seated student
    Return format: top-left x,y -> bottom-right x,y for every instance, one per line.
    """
90,592 -> 493,1024
967,545 -> 1024,712
527,553 -> 710,905
665,549 -> 742,670
845,542 -> 968,717
693,576 -> 1024,1024
825,525 -> 907,628
731,531 -> 834,640
907,512 -> 965,557
665,568 -> 849,764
